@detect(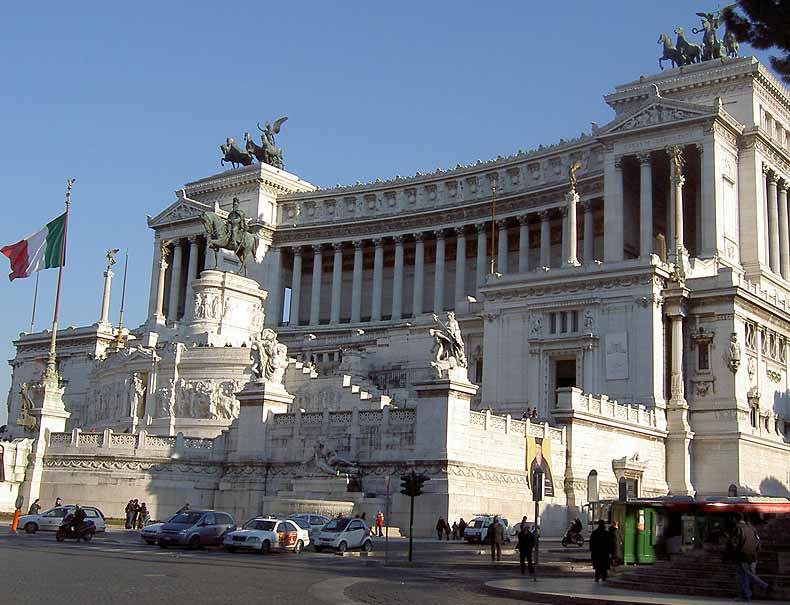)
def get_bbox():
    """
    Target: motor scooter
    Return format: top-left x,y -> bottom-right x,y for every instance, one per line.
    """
56,513 -> 96,542
561,527 -> 585,547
